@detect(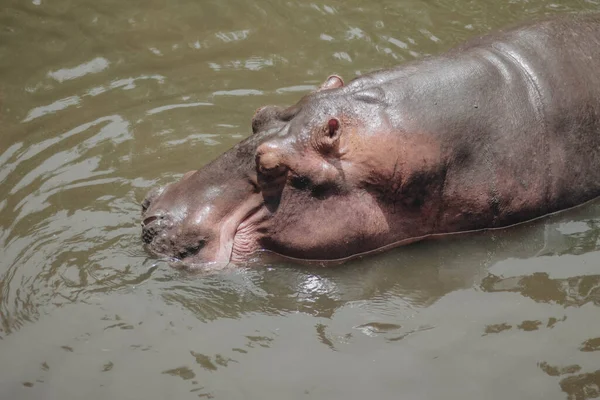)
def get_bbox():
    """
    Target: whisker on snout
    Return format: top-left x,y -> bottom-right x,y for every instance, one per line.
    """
141,213 -> 172,244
